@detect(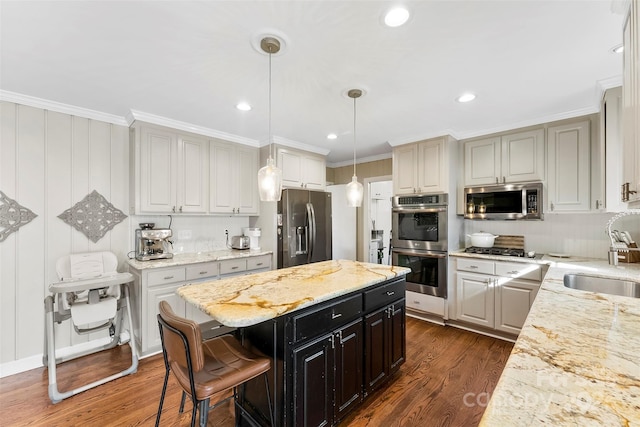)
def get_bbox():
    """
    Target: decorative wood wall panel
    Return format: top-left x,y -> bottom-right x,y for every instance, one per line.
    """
0,102 -> 130,364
